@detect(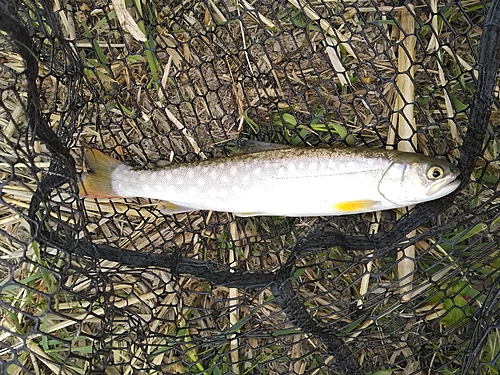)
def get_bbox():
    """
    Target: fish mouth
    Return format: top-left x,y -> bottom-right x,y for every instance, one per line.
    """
426,173 -> 461,197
